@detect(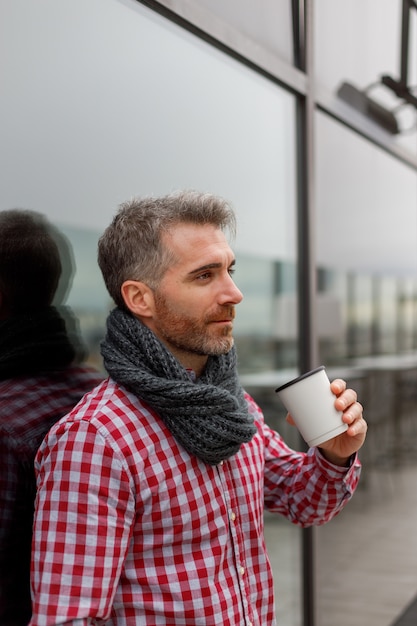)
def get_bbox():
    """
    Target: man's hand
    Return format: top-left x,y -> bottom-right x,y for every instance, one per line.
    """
286,378 -> 367,466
